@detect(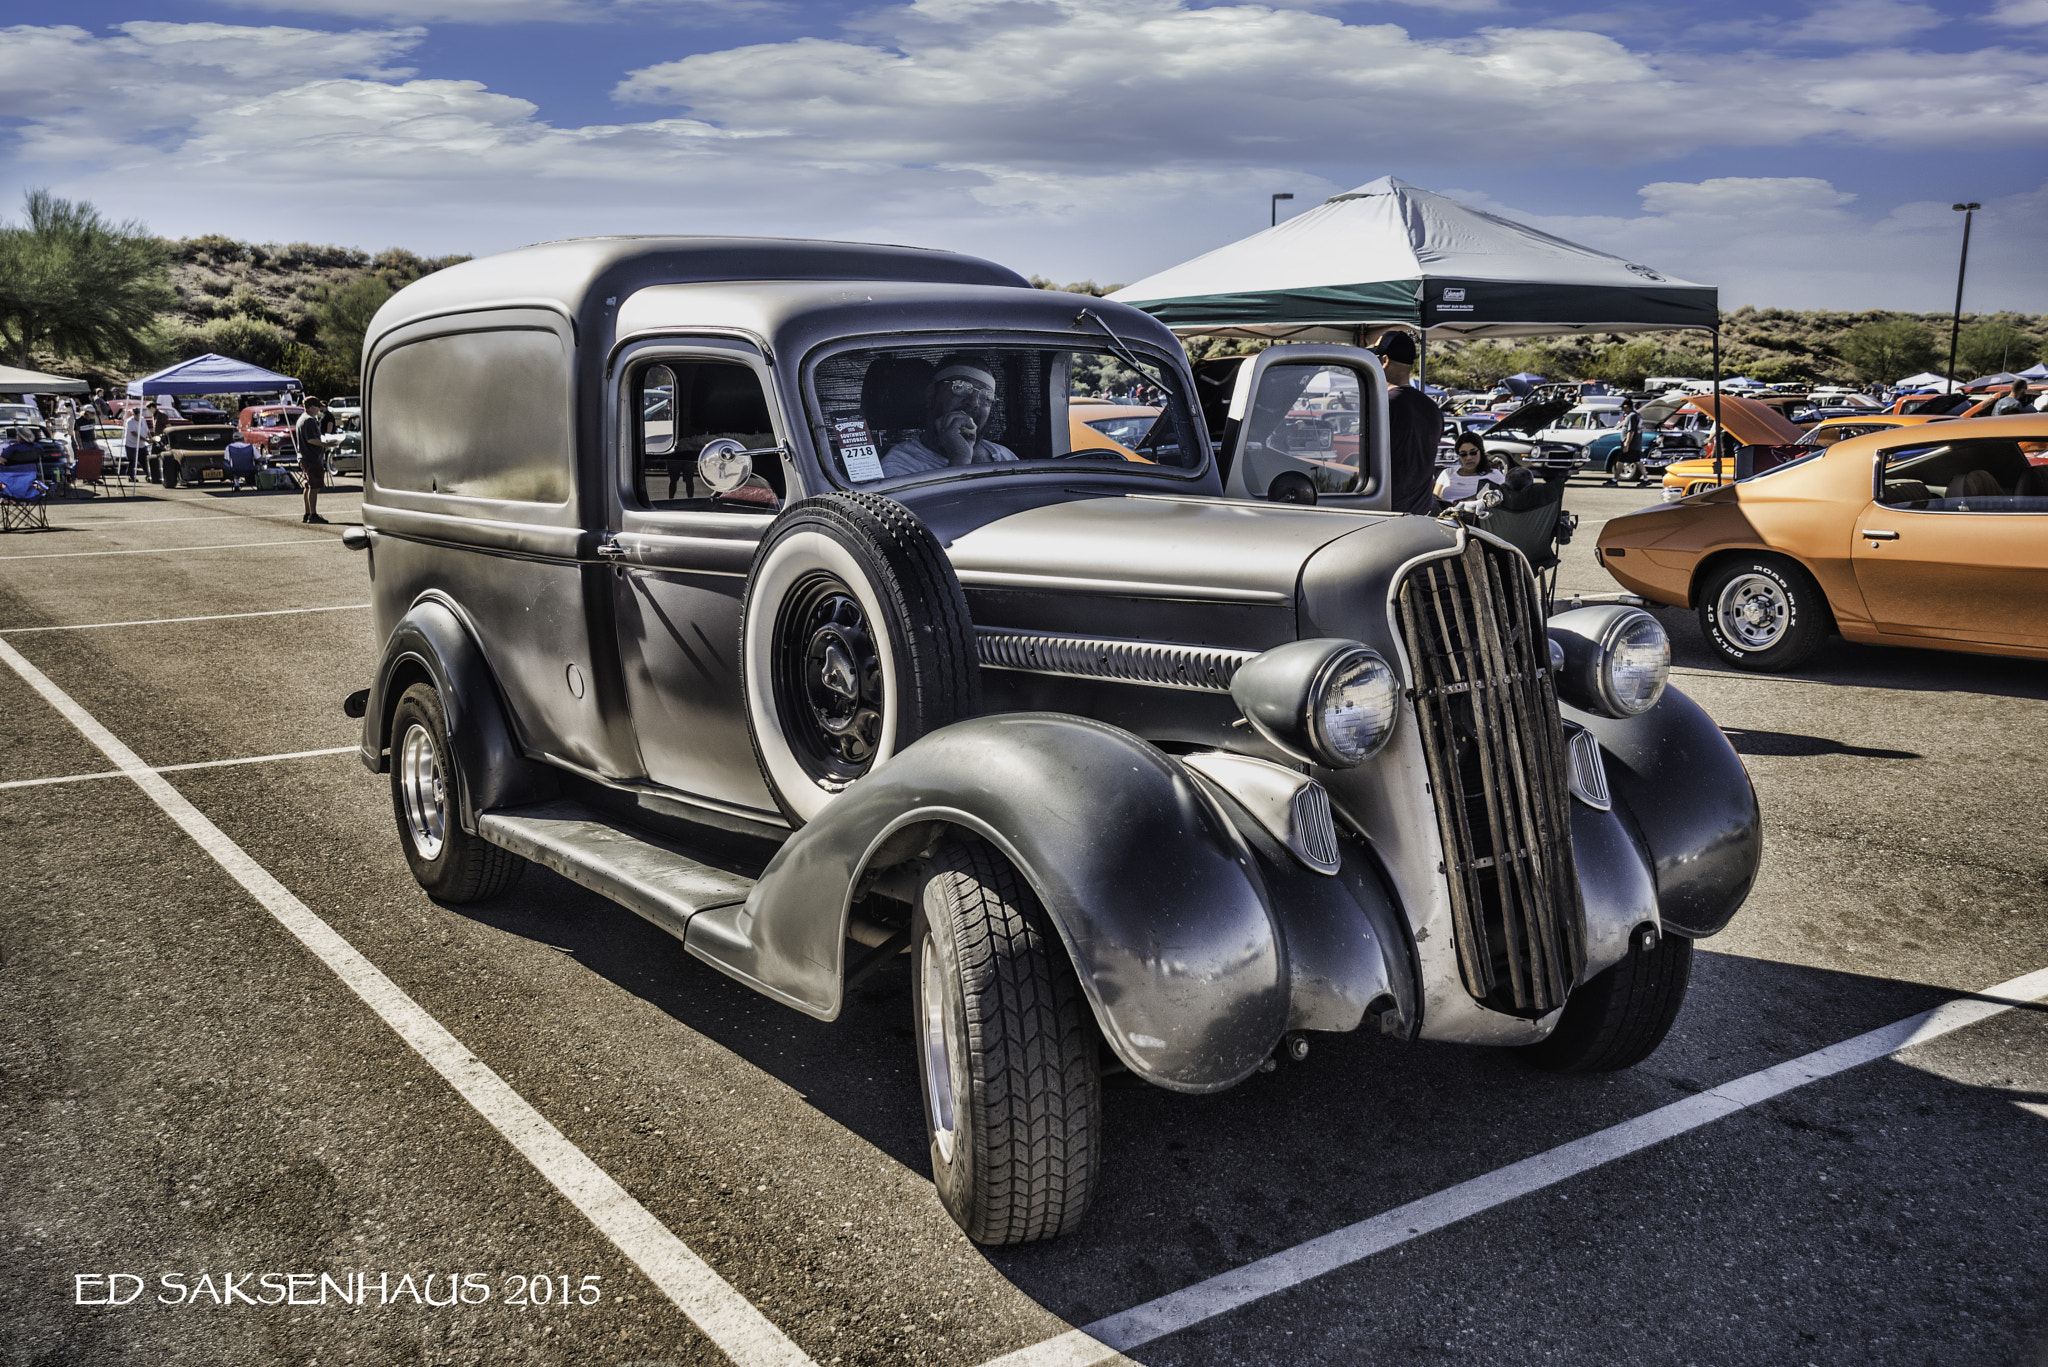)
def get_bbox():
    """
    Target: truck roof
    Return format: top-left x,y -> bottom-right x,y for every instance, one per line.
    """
366,236 -> 1032,353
